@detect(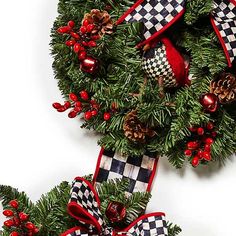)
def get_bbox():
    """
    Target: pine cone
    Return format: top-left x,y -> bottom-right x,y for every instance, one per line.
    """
123,110 -> 155,143
210,72 -> 236,104
83,9 -> 113,37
